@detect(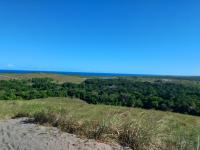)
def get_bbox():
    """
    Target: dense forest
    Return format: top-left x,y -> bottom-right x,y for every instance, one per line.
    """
1,78 -> 200,116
